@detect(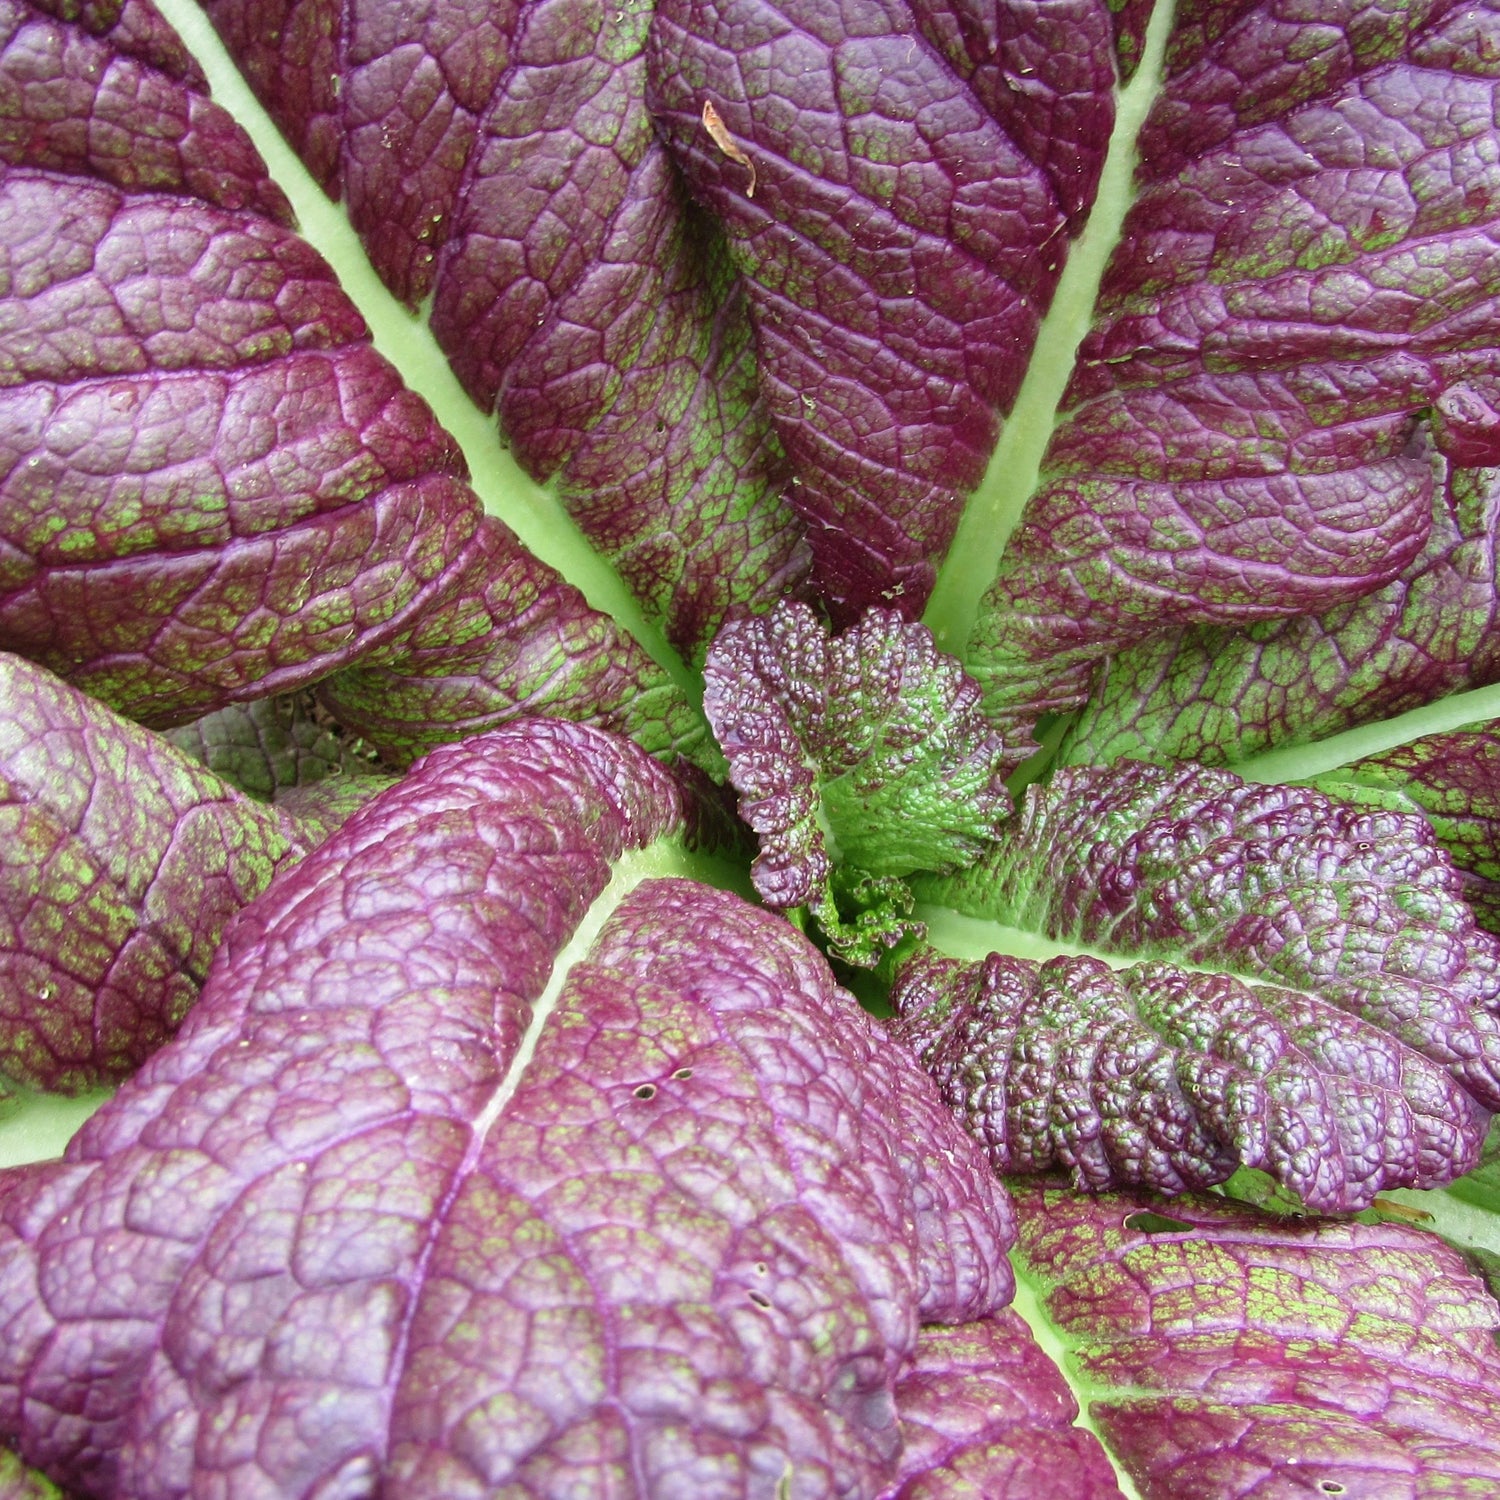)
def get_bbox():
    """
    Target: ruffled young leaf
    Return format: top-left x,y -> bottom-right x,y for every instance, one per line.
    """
0,653 -> 310,1094
1063,454 -> 1500,769
648,0 -> 1119,620
917,760 -> 1500,1113
969,1 -> 1500,753
891,947 -> 1485,1212
1311,723 -> 1500,934
703,602 -> 1009,963
1014,1183 -> 1500,1497
203,0 -> 807,657
879,1311 -> 1126,1500
317,514 -> 716,771
0,721 -> 1015,1499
